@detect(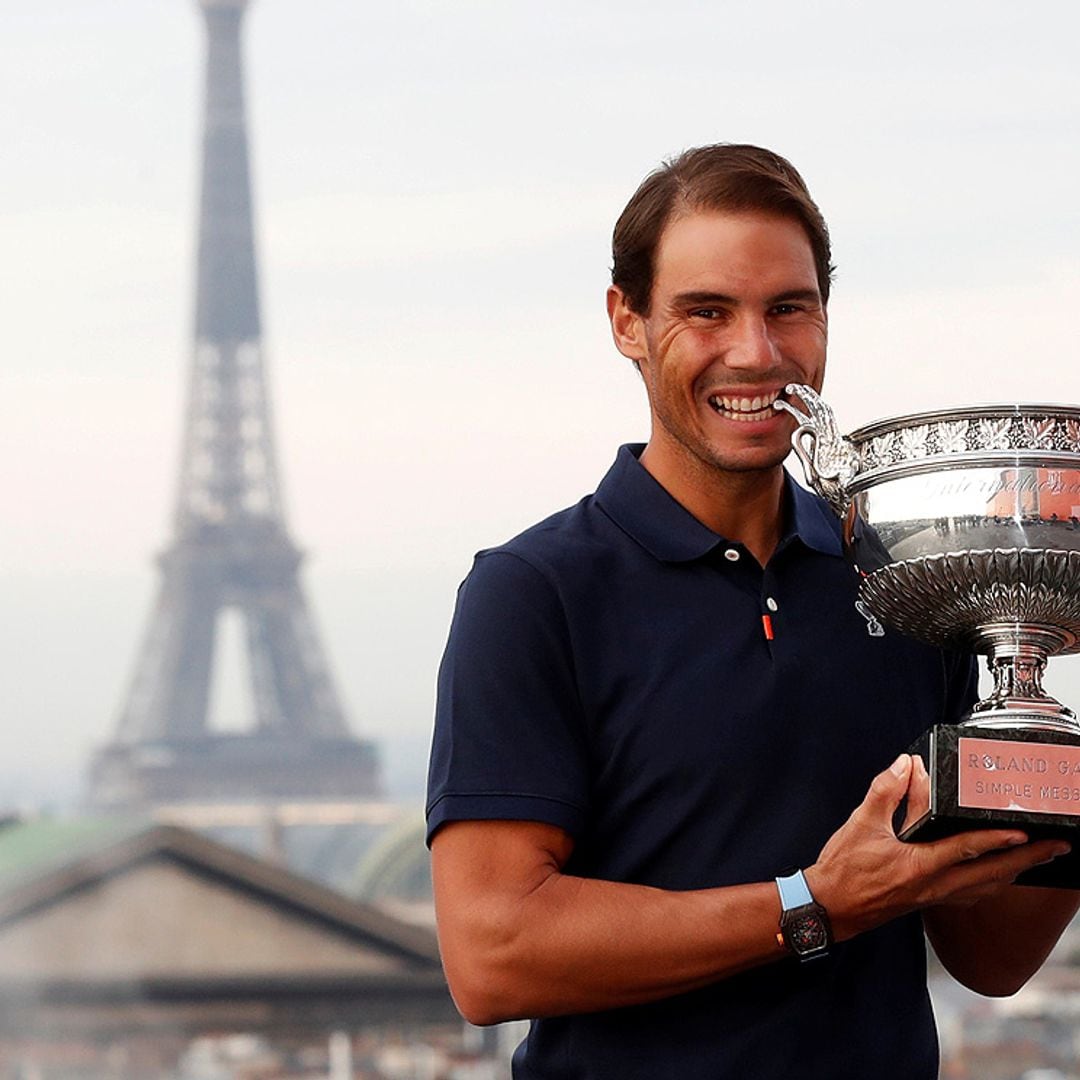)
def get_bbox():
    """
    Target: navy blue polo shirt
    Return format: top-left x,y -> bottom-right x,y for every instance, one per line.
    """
428,444 -> 976,1079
